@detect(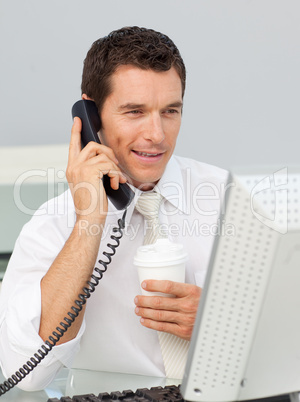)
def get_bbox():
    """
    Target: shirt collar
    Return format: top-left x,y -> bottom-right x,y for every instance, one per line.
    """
153,156 -> 187,214
108,155 -> 188,224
